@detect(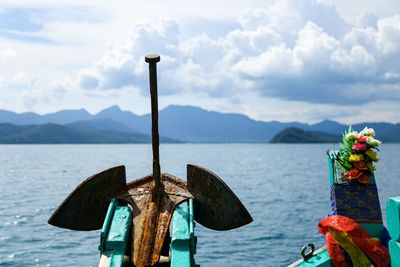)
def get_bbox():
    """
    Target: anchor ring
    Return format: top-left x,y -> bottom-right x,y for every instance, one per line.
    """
301,243 -> 315,261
